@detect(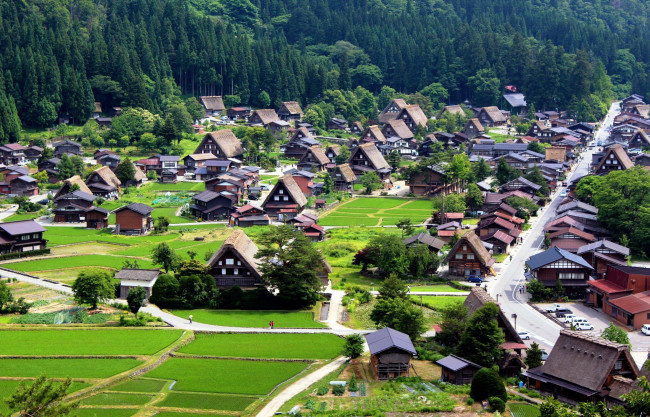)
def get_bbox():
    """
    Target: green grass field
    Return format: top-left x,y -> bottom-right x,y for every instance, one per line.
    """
151,206 -> 191,224
143,182 -> 204,192
320,197 -> 432,226
179,333 -> 344,359
109,378 -> 168,393
409,285 -> 467,293
409,295 -> 467,311
81,392 -> 154,406
509,403 -> 541,417
0,329 -> 182,356
170,309 -> 325,328
150,413 -> 230,417
5,255 -> 156,272
344,198 -> 405,209
43,226 -> 178,247
3,212 -> 43,222
156,392 -> 257,411
71,409 -> 137,417
145,358 -> 307,395
0,358 -> 143,378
